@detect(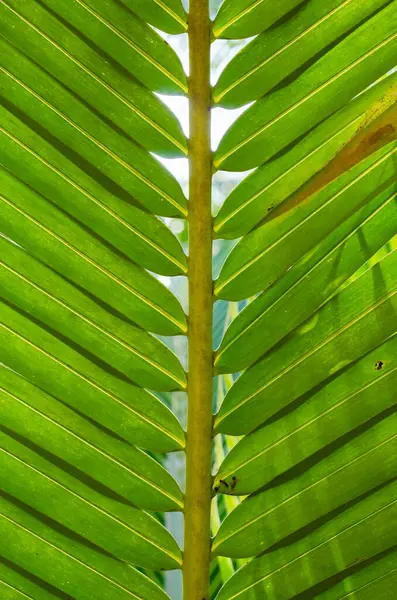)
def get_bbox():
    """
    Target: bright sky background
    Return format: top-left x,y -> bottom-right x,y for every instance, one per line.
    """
153,30 -> 253,206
